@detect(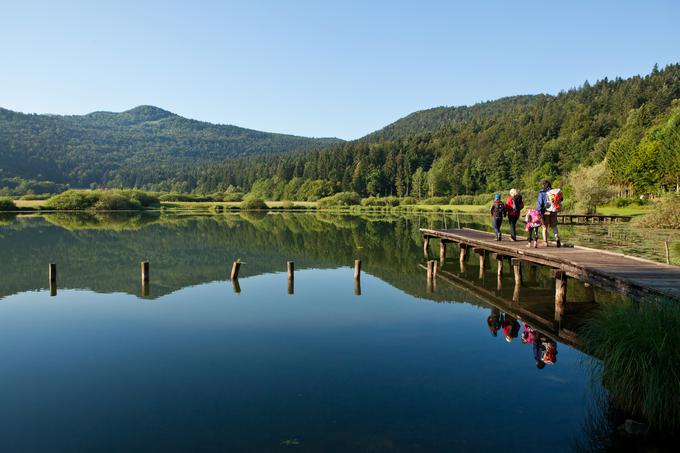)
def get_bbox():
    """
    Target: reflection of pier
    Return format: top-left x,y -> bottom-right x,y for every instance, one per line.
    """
421,261 -> 589,348
422,228 -> 680,303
